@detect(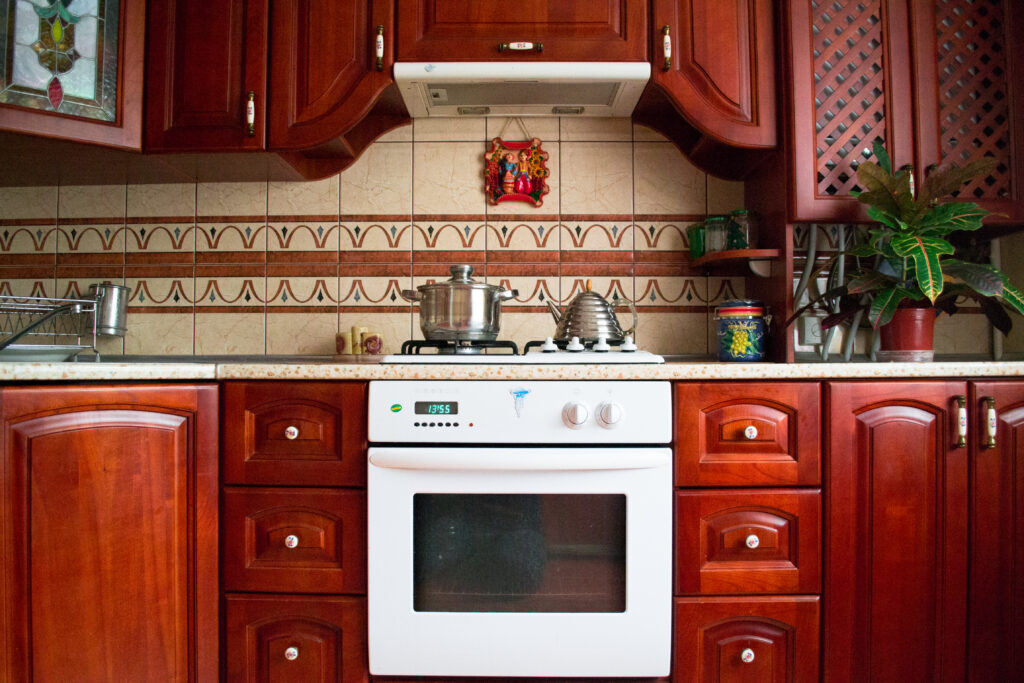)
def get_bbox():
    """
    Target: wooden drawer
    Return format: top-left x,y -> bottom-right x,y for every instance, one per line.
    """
675,489 -> 821,595
222,381 -> 366,486
225,594 -> 367,683
223,487 -> 366,594
674,382 -> 820,486
674,596 -> 820,682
